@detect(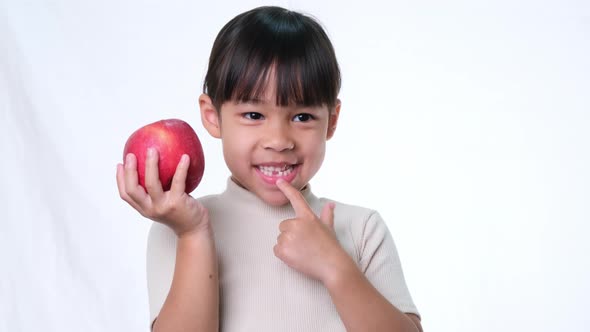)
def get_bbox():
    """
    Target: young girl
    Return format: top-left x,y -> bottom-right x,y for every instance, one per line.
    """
117,6 -> 422,332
